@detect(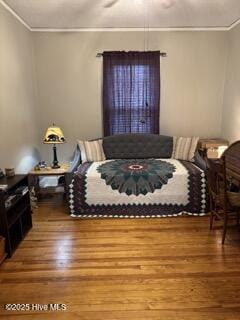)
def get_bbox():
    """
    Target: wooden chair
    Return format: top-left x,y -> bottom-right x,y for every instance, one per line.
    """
206,141 -> 240,244
206,157 -> 225,232
222,141 -> 240,243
